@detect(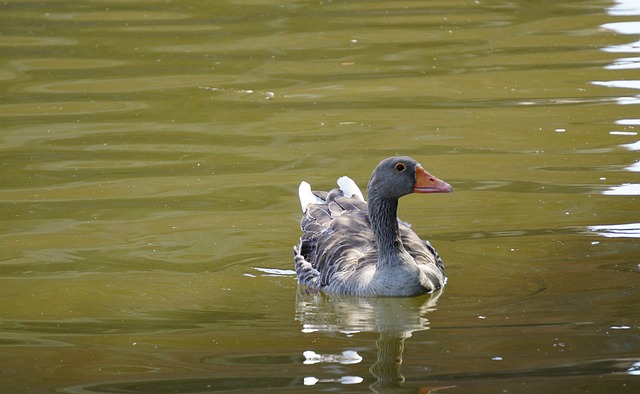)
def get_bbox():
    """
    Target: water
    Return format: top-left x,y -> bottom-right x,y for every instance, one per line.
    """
1,0 -> 639,392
